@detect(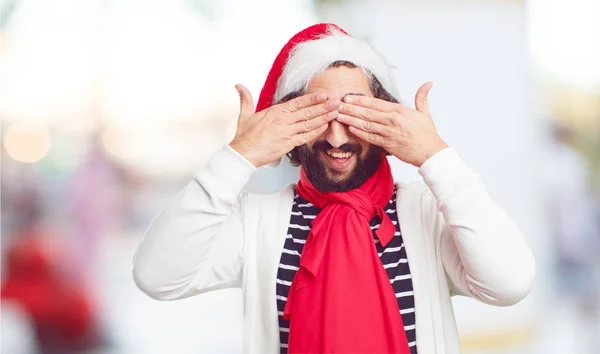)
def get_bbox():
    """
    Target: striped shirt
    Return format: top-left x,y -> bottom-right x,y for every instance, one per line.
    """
276,187 -> 417,353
